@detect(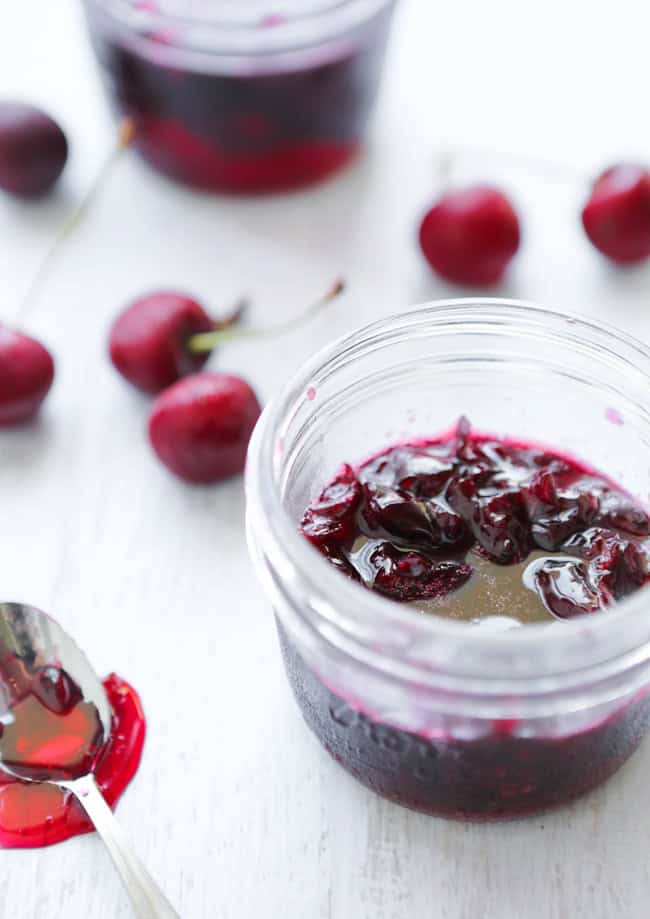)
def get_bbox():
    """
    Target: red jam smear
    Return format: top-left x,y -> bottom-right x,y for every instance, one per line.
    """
0,674 -> 145,849
84,6 -> 392,192
301,419 -> 650,620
